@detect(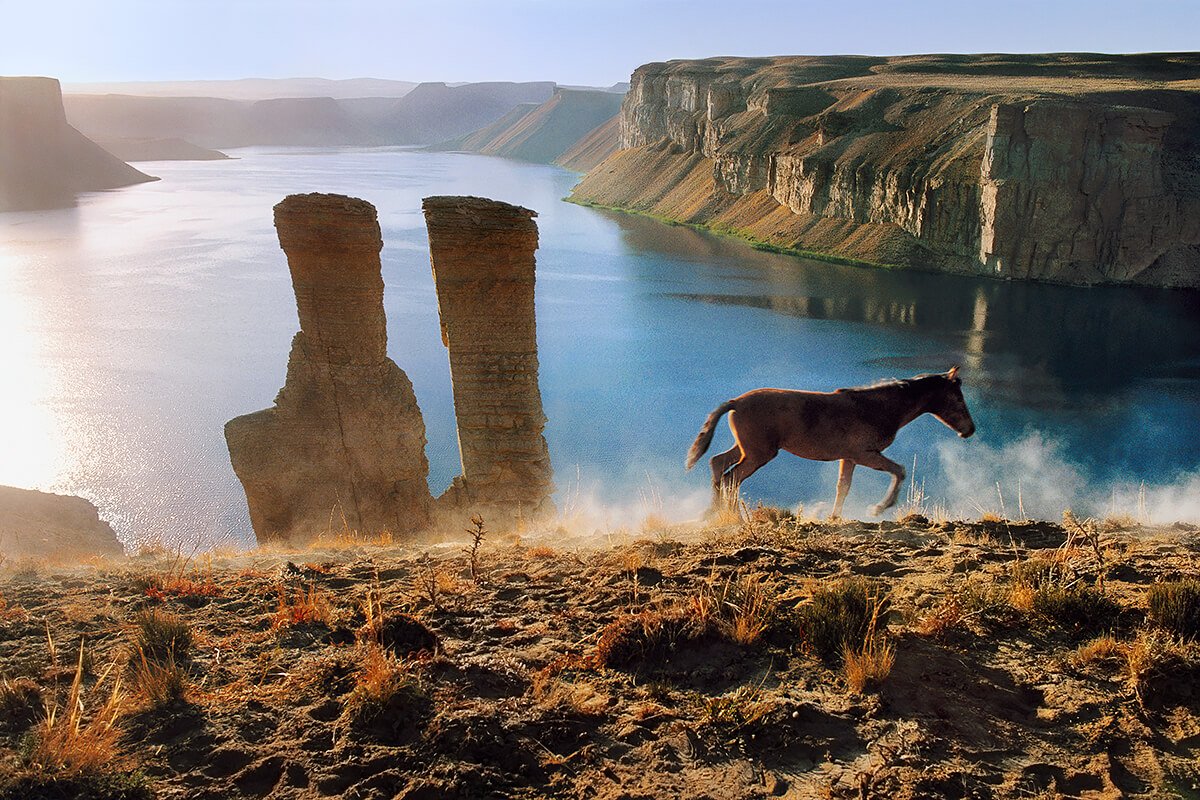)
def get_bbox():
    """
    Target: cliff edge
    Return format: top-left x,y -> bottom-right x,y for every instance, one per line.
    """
569,54 -> 1200,287
0,76 -> 155,211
